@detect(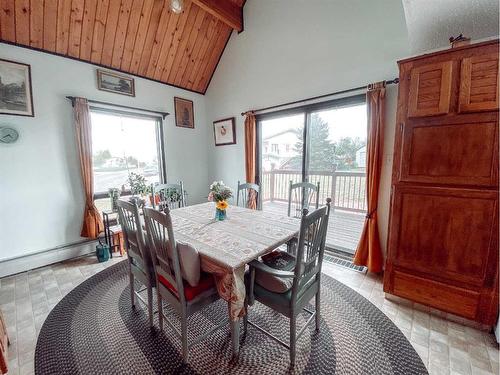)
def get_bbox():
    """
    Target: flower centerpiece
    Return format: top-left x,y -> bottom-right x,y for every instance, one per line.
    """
208,181 -> 232,221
